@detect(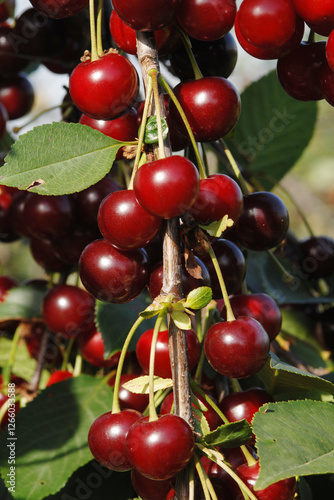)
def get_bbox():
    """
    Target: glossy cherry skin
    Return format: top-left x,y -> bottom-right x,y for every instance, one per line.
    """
25,321 -> 63,365
299,235 -> 334,279
169,77 -> 241,142
220,293 -> 282,341
0,275 -> 17,302
131,469 -> 174,500
136,328 -> 201,379
52,225 -> 98,266
234,192 -> 289,251
29,0 -> 88,19
0,73 -> 34,120
277,42 -> 326,101
42,284 -> 95,338
0,0 -> 14,22
133,156 -> 200,219
320,61 -> 334,107
290,0 -> 334,36
326,30 -> 334,71
176,0 -> 236,42
126,414 -> 194,480
189,173 -> 243,225
79,239 -> 150,304
238,0 -> 296,49
236,462 -> 296,500
204,317 -> 270,379
109,374 -> 149,413
69,53 -> 139,120
78,327 -> 121,368
30,236 -> 73,273
111,0 -> 181,31
0,26 -> 30,74
88,409 -> 142,471
46,370 -> 73,387
98,190 -> 162,251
